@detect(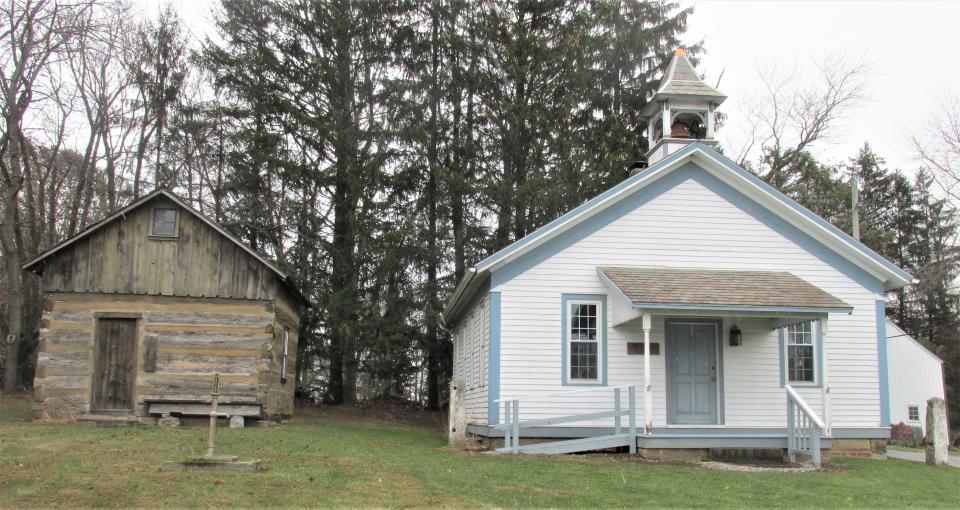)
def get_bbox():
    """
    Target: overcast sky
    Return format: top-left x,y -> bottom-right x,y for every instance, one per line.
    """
685,1 -> 960,174
135,0 -> 960,175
